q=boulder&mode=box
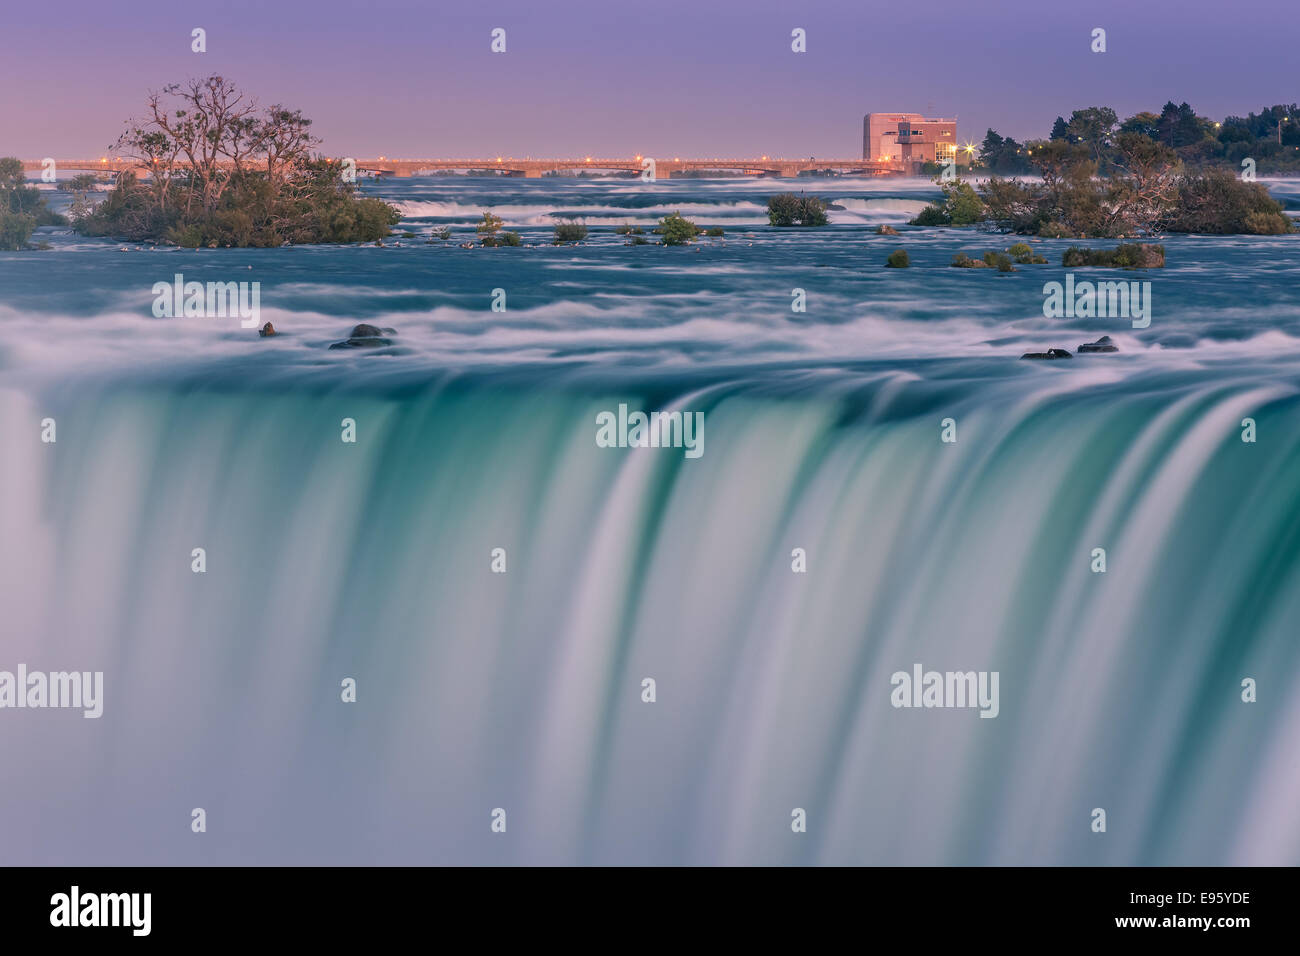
[1020,348,1073,360]
[258,322,276,337]
[877,224,899,235]
[329,323,396,349]
[1077,335,1118,353]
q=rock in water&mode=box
[329,323,396,349]
[1077,335,1118,353]
[1020,348,1073,360]
[259,322,276,337]
[877,224,899,235]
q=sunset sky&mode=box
[1,0,1295,158]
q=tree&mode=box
[1049,116,1071,141]
[767,193,828,227]
[1156,102,1203,148]
[1109,132,1181,234]
[0,156,63,248]
[658,211,700,244]
[978,129,1030,174]
[477,211,504,240]
[1119,112,1162,140]
[1066,107,1118,164]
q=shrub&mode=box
[950,252,988,268]
[1243,210,1292,235]
[910,205,950,226]
[433,226,452,240]
[885,248,910,268]
[983,251,1016,272]
[0,209,37,250]
[1037,221,1074,238]
[477,211,504,239]
[614,223,644,235]
[767,193,829,227]
[705,226,725,237]
[553,219,588,243]
[658,212,700,245]
[1062,243,1165,268]
[909,180,985,226]
[499,230,522,246]
[1166,168,1293,234]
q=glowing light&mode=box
[585,156,592,163]
[100,157,107,163]
[496,157,502,163]
[635,154,642,162]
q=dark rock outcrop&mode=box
[1077,335,1119,353]
[329,323,396,349]
[1020,348,1073,360]
[258,322,276,337]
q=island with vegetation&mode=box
[910,102,1296,237]
[72,75,399,247]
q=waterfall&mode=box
[2,371,1297,865]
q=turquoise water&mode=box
[0,176,1298,864]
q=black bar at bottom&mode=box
[0,866,1277,942]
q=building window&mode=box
[936,143,956,163]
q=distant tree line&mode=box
[977,101,1300,175]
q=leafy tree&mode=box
[1156,101,1204,148]
[0,156,64,248]
[1119,112,1162,140]
[767,193,828,227]
[658,212,700,245]
[476,211,504,240]
[1066,107,1118,164]
[1049,116,1071,141]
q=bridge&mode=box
[22,157,903,179]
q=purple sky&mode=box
[1,0,1296,158]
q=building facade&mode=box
[863,113,963,170]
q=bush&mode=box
[553,219,588,243]
[705,226,725,237]
[951,252,988,268]
[658,211,700,245]
[1062,243,1165,268]
[615,223,644,235]
[629,235,649,245]
[499,230,522,246]
[1166,168,1293,234]
[0,209,37,250]
[432,226,452,240]
[983,251,1016,272]
[78,161,398,246]
[910,205,950,226]
[767,193,829,227]
[909,180,985,226]
[477,211,504,240]
[885,248,910,268]
[1243,210,1293,235]
[63,173,100,192]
